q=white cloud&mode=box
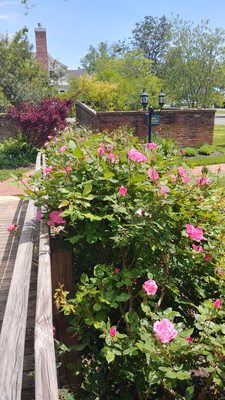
[0,12,19,20]
[0,1,19,7]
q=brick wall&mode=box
[0,114,16,143]
[35,26,49,71]
[76,101,215,147]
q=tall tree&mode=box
[131,15,172,64]
[80,41,129,74]
[94,50,162,110]
[0,28,54,106]
[162,18,225,107]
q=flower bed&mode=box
[30,128,225,399]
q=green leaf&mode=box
[104,171,115,179]
[185,386,194,400]
[179,328,194,338]
[93,303,102,311]
[83,181,92,196]
[73,147,83,158]
[165,370,177,379]
[106,350,115,364]
[68,140,76,150]
[82,212,102,221]
[176,371,191,380]
[116,293,131,302]
[59,388,75,400]
[80,273,89,285]
[141,302,151,316]
[93,264,105,278]
[58,199,70,208]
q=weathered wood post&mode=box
[50,238,79,385]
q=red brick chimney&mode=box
[35,23,49,71]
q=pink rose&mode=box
[186,224,204,241]
[146,142,158,150]
[65,166,72,173]
[213,299,222,308]
[186,336,192,343]
[196,176,210,186]
[169,174,177,183]
[216,268,225,276]
[106,153,119,163]
[153,319,178,344]
[47,211,66,226]
[127,149,147,163]
[106,144,113,152]
[204,254,211,262]
[182,176,190,184]
[43,166,53,176]
[59,145,66,152]
[178,166,188,177]
[109,327,117,337]
[36,209,42,222]
[159,186,171,197]
[192,244,204,253]
[44,142,49,147]
[118,186,127,196]
[98,146,105,155]
[143,279,158,295]
[114,268,120,274]
[147,168,159,182]
[7,224,18,232]
[47,135,53,140]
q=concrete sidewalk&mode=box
[192,163,225,175]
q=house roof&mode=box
[33,52,86,78]
[48,53,67,70]
[67,69,86,79]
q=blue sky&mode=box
[1,0,225,69]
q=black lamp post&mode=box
[158,90,165,109]
[140,89,165,143]
[140,89,149,110]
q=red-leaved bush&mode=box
[7,98,72,146]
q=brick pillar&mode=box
[34,24,49,71]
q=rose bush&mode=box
[28,128,225,399]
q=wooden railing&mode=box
[0,153,58,400]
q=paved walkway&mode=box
[192,163,225,175]
[0,171,32,196]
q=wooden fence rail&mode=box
[0,153,58,400]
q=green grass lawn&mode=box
[213,125,225,151]
[216,109,225,115]
[0,167,30,182]
[187,124,225,167]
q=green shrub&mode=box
[0,87,11,112]
[70,75,118,111]
[0,134,37,168]
[198,144,215,155]
[184,147,197,157]
[29,129,225,399]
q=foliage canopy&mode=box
[0,28,55,107]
